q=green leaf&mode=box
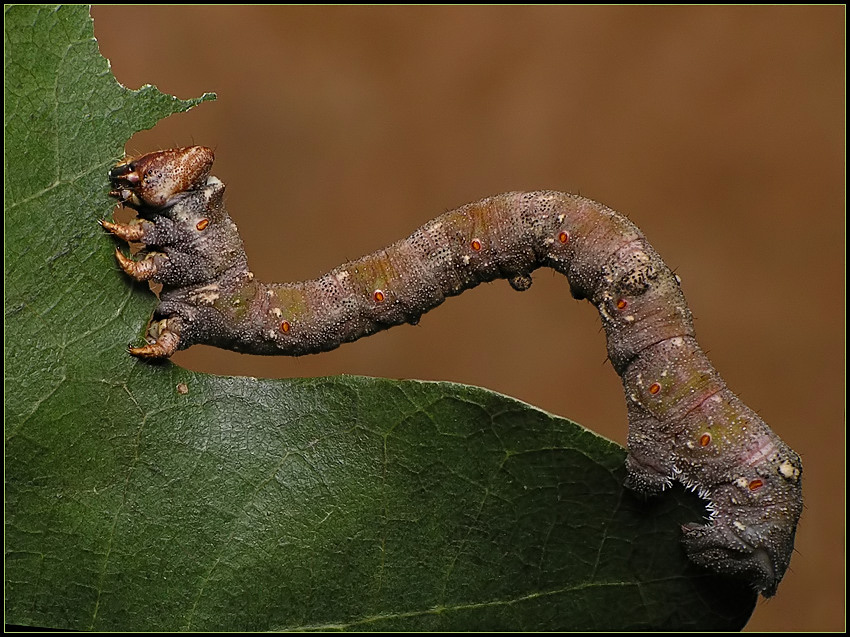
[4,5,756,631]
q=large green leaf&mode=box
[4,5,757,631]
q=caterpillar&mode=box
[103,146,802,597]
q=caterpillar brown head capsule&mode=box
[101,146,802,597]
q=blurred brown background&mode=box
[92,6,844,631]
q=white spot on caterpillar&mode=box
[267,330,276,339]
[624,315,635,322]
[336,271,349,282]
[733,520,747,532]
[671,337,684,347]
[734,477,749,489]
[189,284,220,305]
[675,274,682,284]
[556,214,565,223]
[266,289,274,297]
[270,307,282,318]
[462,255,471,265]
[246,271,255,281]
[778,460,800,481]
[544,237,555,245]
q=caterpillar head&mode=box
[110,146,214,210]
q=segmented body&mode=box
[103,146,802,596]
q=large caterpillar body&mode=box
[103,146,802,596]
